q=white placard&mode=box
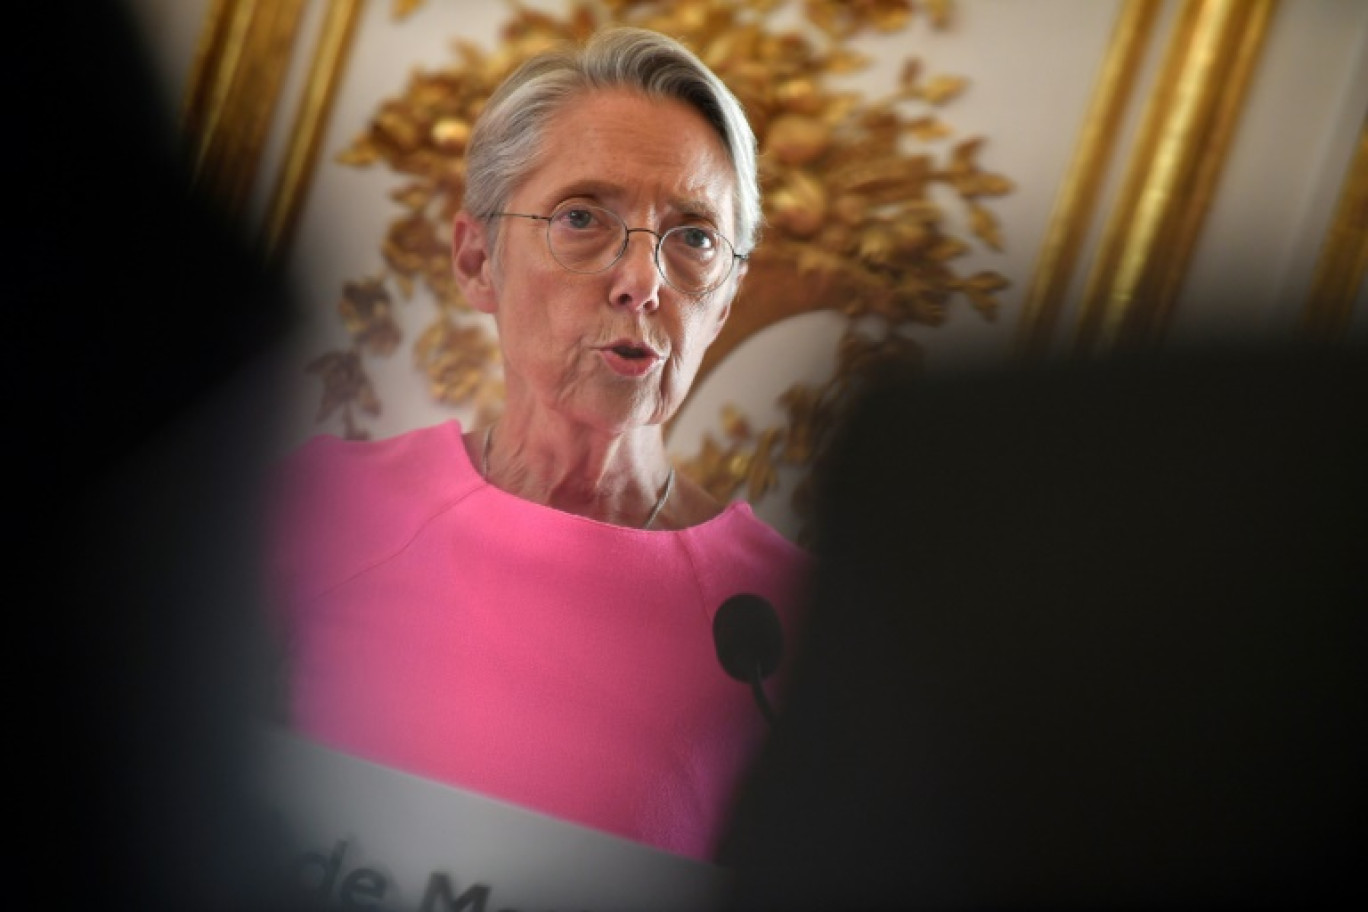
[258,727,732,911]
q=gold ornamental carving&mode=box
[1072,0,1278,354]
[308,0,1013,535]
[1303,114,1368,343]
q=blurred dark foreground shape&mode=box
[722,342,1367,910]
[12,1,295,908]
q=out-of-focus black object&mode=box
[722,344,1367,910]
[12,3,294,909]
[714,594,784,726]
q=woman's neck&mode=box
[476,407,674,528]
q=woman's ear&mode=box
[451,211,497,314]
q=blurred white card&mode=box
[257,726,731,911]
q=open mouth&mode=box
[599,340,661,377]
[610,344,651,360]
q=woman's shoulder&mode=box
[704,500,809,563]
[281,421,470,488]
[272,420,479,532]
[677,500,812,619]
[266,421,478,600]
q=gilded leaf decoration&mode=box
[338,276,402,356]
[305,350,381,440]
[307,0,1014,540]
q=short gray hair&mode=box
[463,26,762,254]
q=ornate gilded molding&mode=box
[1302,114,1368,342]
[263,0,366,258]
[182,0,246,144]
[182,0,308,221]
[1073,0,1278,354]
[1014,0,1161,361]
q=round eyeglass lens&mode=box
[660,226,730,293]
[544,203,734,294]
[546,206,621,272]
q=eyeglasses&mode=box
[488,202,747,296]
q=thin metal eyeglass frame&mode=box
[487,206,748,296]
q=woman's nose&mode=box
[608,230,663,313]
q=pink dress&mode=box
[267,421,809,861]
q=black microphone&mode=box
[713,594,783,727]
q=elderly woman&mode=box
[270,28,809,862]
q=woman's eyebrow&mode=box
[551,179,623,203]
[675,199,722,226]
[550,180,722,224]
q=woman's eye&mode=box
[677,227,716,250]
[557,208,598,230]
